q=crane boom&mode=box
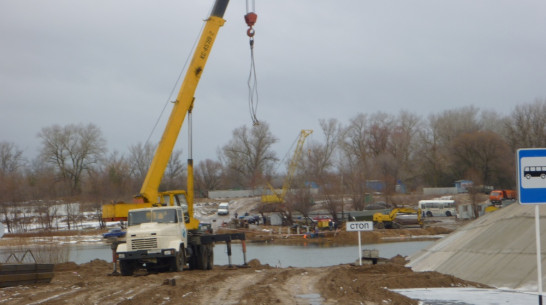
[262,129,313,203]
[137,1,228,204]
[102,0,231,226]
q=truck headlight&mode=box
[118,253,125,259]
[163,250,173,255]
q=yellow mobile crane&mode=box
[262,129,313,203]
[103,0,236,229]
[101,0,256,274]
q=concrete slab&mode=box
[407,203,546,291]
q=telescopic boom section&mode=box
[136,0,230,204]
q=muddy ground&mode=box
[0,257,487,305]
[0,223,488,305]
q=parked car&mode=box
[102,228,126,238]
[217,202,229,215]
[243,215,261,224]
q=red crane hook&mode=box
[245,12,257,38]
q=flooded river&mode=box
[66,240,433,266]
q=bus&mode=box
[418,199,456,217]
[523,166,546,179]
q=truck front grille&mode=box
[131,238,158,250]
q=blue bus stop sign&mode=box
[517,148,546,204]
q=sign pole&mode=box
[358,231,362,266]
[346,221,373,266]
[517,148,546,305]
[537,205,543,305]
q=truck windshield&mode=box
[128,209,178,226]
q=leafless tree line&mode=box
[1,100,545,229]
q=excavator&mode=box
[261,129,313,203]
[373,207,423,229]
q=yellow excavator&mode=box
[373,207,423,229]
[261,129,313,203]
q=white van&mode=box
[217,202,229,215]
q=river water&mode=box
[67,240,433,266]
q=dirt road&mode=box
[0,256,487,305]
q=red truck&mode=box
[489,190,516,204]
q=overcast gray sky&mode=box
[1,0,545,164]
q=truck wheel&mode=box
[194,245,209,270]
[206,245,214,270]
[189,245,199,270]
[173,250,185,272]
[120,260,134,276]
[445,211,452,217]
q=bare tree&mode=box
[0,141,25,174]
[338,155,367,211]
[36,201,56,231]
[416,107,481,187]
[374,152,399,205]
[221,123,278,189]
[340,114,371,210]
[302,118,342,180]
[93,151,134,200]
[128,142,155,183]
[450,131,514,188]
[388,111,423,190]
[0,142,27,233]
[161,149,186,191]
[26,158,57,200]
[430,106,482,146]
[504,99,546,151]
[288,183,314,218]
[195,159,223,197]
[366,113,393,157]
[38,123,106,195]
[319,172,344,223]
[480,109,507,134]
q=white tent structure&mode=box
[408,203,545,291]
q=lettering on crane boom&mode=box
[346,221,373,232]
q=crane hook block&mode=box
[245,12,257,37]
[244,12,257,27]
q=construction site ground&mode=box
[0,195,484,304]
[0,255,489,305]
[0,219,486,305]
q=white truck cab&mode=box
[117,206,187,275]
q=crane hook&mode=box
[247,28,255,38]
[244,12,257,38]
